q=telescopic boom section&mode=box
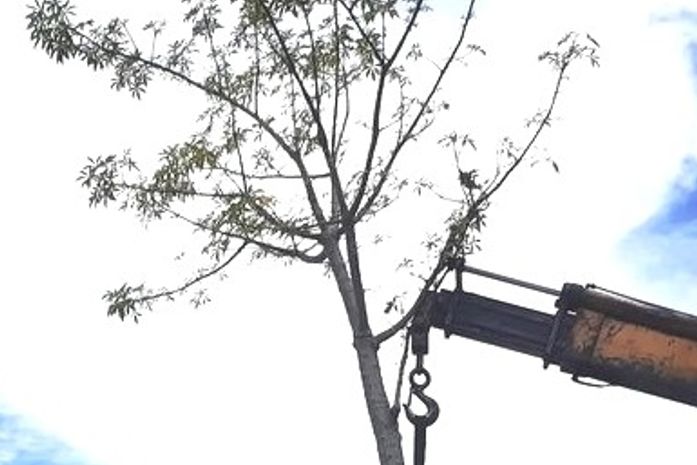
[427,268,697,407]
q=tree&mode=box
[27,1,598,463]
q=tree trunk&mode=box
[354,335,405,465]
[324,239,405,464]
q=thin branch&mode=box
[128,240,249,306]
[246,199,323,240]
[203,11,227,92]
[257,0,332,159]
[482,63,567,202]
[165,206,326,264]
[253,26,261,114]
[120,20,140,52]
[336,63,352,158]
[337,0,385,64]
[381,10,386,59]
[119,180,321,240]
[229,111,250,193]
[119,183,241,199]
[203,12,252,198]
[383,0,424,71]
[255,1,345,233]
[375,263,448,345]
[300,4,322,113]
[423,183,466,205]
[348,0,426,219]
[66,23,330,232]
[356,0,476,222]
[396,77,406,141]
[330,0,345,221]
[376,38,573,345]
[258,1,353,232]
[330,0,341,162]
[215,170,331,180]
[391,328,411,414]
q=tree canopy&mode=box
[27,1,598,463]
[27,0,597,321]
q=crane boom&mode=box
[426,270,697,407]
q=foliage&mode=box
[27,0,597,322]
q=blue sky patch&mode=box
[642,157,697,233]
[619,157,697,280]
[0,411,92,465]
[689,41,697,82]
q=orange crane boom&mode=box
[427,267,697,407]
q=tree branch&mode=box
[337,0,385,64]
[119,183,241,200]
[257,0,332,159]
[300,4,322,114]
[482,63,567,201]
[247,199,323,241]
[330,0,342,163]
[345,223,370,335]
[64,21,330,233]
[210,166,331,181]
[257,0,346,233]
[348,0,427,220]
[376,35,574,345]
[228,111,250,193]
[114,239,249,314]
[375,262,448,345]
[356,0,476,222]
[390,328,410,414]
[165,206,326,264]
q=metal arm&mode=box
[428,266,697,408]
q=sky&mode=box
[0,405,84,465]
[2,0,697,464]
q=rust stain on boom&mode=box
[570,309,697,383]
[555,285,697,405]
[430,281,697,407]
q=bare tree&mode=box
[27,1,598,463]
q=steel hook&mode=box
[405,388,440,428]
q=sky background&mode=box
[2,0,697,464]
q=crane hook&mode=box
[405,388,440,427]
[404,367,440,428]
